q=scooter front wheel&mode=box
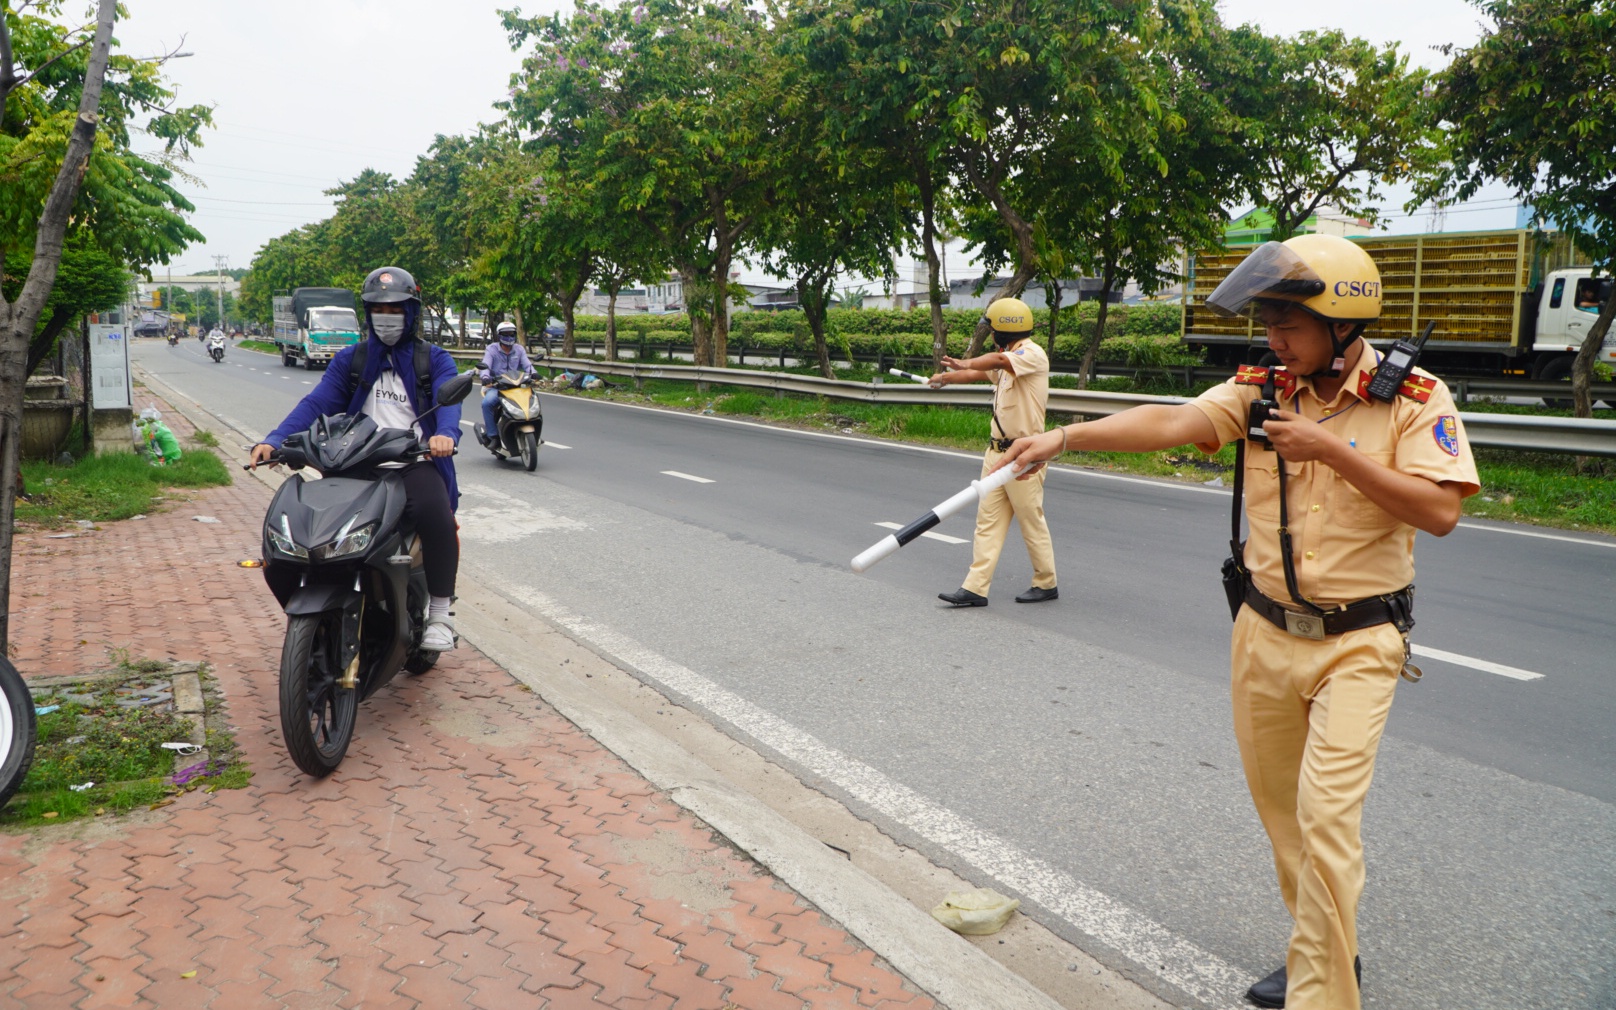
[278,612,357,777]
[0,656,37,808]
[521,430,539,471]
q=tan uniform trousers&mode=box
[1230,605,1403,1010]
[962,448,1056,597]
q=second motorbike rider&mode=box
[250,266,463,652]
[476,321,538,448]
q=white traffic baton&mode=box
[851,462,1027,572]
[888,367,932,384]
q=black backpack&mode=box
[347,339,435,408]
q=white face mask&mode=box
[372,314,406,345]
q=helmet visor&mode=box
[1206,242,1327,318]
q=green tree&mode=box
[4,234,129,376]
[1420,0,1616,420]
[1213,26,1440,241]
[505,0,785,367]
[2,0,209,648]
[240,224,336,324]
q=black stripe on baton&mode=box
[893,512,941,546]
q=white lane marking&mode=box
[1455,520,1616,549]
[1410,645,1545,681]
[661,470,714,484]
[459,420,475,427]
[507,583,1248,1008]
[875,521,968,544]
[543,442,571,449]
[301,381,312,385]
[279,376,291,381]
[559,395,1230,494]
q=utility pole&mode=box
[213,254,229,329]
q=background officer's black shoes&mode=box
[938,588,988,607]
[1246,956,1360,1008]
[1015,586,1058,603]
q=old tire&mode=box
[0,657,37,809]
[521,430,539,471]
[278,613,357,777]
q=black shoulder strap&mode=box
[348,340,368,394]
[415,340,433,401]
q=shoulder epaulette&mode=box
[1357,370,1437,403]
[1234,365,1295,395]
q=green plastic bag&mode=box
[134,408,182,465]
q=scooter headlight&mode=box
[312,519,377,560]
[502,398,528,418]
[268,513,308,559]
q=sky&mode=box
[116,0,1515,285]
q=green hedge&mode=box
[566,301,1192,367]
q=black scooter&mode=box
[251,371,474,777]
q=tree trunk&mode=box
[0,0,118,653]
[1044,278,1062,359]
[961,151,1038,358]
[1077,262,1120,390]
[25,307,72,378]
[605,281,620,362]
[798,276,833,379]
[1571,293,1615,420]
[711,255,732,369]
[918,171,949,370]
[681,265,711,367]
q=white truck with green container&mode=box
[272,288,361,370]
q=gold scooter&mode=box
[475,371,544,471]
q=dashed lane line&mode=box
[662,470,714,484]
[875,521,968,545]
[1410,644,1545,681]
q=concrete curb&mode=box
[130,358,1137,1010]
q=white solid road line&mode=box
[507,582,1249,1009]
[1410,644,1545,681]
[875,521,968,545]
[662,470,714,483]
[544,442,571,449]
[1455,520,1616,549]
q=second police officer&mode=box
[928,297,1059,607]
[994,235,1479,1010]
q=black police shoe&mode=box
[1246,956,1361,1008]
[938,588,988,607]
[1015,586,1058,603]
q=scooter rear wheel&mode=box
[279,613,357,777]
[0,656,37,808]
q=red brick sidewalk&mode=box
[0,393,937,1009]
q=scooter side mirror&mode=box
[436,371,476,406]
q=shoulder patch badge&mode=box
[1014,348,1025,355]
[1433,415,1460,456]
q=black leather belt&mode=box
[1242,582,1415,639]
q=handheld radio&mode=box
[1245,353,1282,446]
[1365,322,1436,403]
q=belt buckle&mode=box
[1283,610,1326,640]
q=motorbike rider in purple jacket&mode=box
[476,322,537,447]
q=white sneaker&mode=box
[420,617,456,652]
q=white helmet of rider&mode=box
[496,321,518,345]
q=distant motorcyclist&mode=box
[250,266,463,652]
[476,321,537,447]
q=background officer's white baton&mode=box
[888,367,931,384]
[851,462,1027,572]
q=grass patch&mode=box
[237,339,279,355]
[0,661,251,827]
[189,428,219,448]
[553,373,1616,534]
[17,449,231,528]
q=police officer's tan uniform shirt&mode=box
[1191,355,1480,608]
[991,338,1049,440]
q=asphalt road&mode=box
[137,337,1616,1010]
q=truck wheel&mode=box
[281,350,292,367]
[304,356,318,371]
[1536,355,1573,408]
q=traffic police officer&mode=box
[993,235,1479,1009]
[931,297,1059,607]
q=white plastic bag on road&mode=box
[930,887,1021,935]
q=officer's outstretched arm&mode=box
[993,404,1216,477]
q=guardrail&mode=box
[453,354,1616,458]
[448,338,1616,403]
